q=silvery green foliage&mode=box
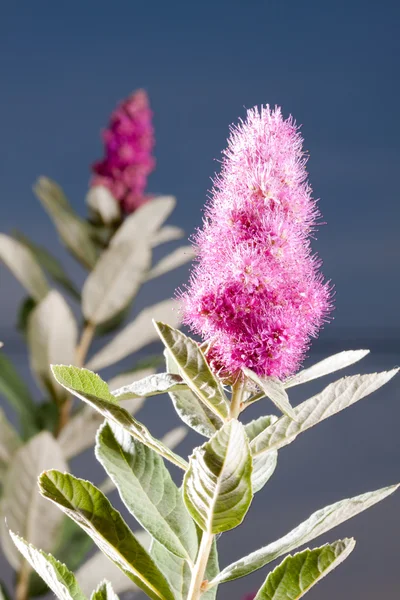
[0,177,194,599]
[8,321,399,600]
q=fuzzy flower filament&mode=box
[181,106,332,380]
[91,89,155,213]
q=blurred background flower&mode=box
[91,89,155,213]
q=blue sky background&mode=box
[0,1,399,598]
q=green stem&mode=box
[187,531,214,600]
[230,378,245,419]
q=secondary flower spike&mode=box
[91,89,155,213]
[181,105,332,380]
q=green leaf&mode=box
[27,291,78,401]
[10,532,87,600]
[96,421,197,561]
[87,300,180,371]
[150,535,219,600]
[209,483,399,585]
[51,365,188,471]
[154,322,229,420]
[243,368,296,419]
[1,432,67,570]
[0,234,49,301]
[112,372,188,400]
[76,529,149,596]
[245,417,278,493]
[14,231,81,300]
[146,246,195,281]
[39,471,174,600]
[0,352,37,438]
[0,407,21,478]
[34,177,98,269]
[183,420,253,533]
[254,539,355,600]
[284,349,370,389]
[251,369,399,458]
[100,425,187,497]
[151,226,184,247]
[151,541,191,600]
[164,350,223,438]
[82,217,151,325]
[90,581,119,600]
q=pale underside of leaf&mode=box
[115,196,176,245]
[0,408,21,476]
[146,246,195,281]
[245,417,278,493]
[150,226,184,247]
[183,420,253,534]
[243,368,296,420]
[284,349,370,389]
[1,432,67,570]
[154,322,229,420]
[165,349,223,438]
[107,368,156,392]
[14,231,81,300]
[34,177,98,269]
[39,471,175,600]
[10,532,87,600]
[210,483,399,585]
[112,372,188,400]
[96,421,198,561]
[0,234,49,301]
[27,291,78,401]
[82,236,151,325]
[251,369,399,457]
[86,186,121,225]
[254,539,355,600]
[86,300,180,371]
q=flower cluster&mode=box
[181,106,332,380]
[91,89,155,213]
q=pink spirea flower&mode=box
[91,89,155,213]
[242,595,256,600]
[181,106,332,380]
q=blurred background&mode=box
[1,1,399,598]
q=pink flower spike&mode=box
[91,89,155,214]
[180,105,333,380]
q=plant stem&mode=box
[230,378,245,419]
[15,560,30,600]
[55,321,95,436]
[187,530,214,600]
[75,322,95,368]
